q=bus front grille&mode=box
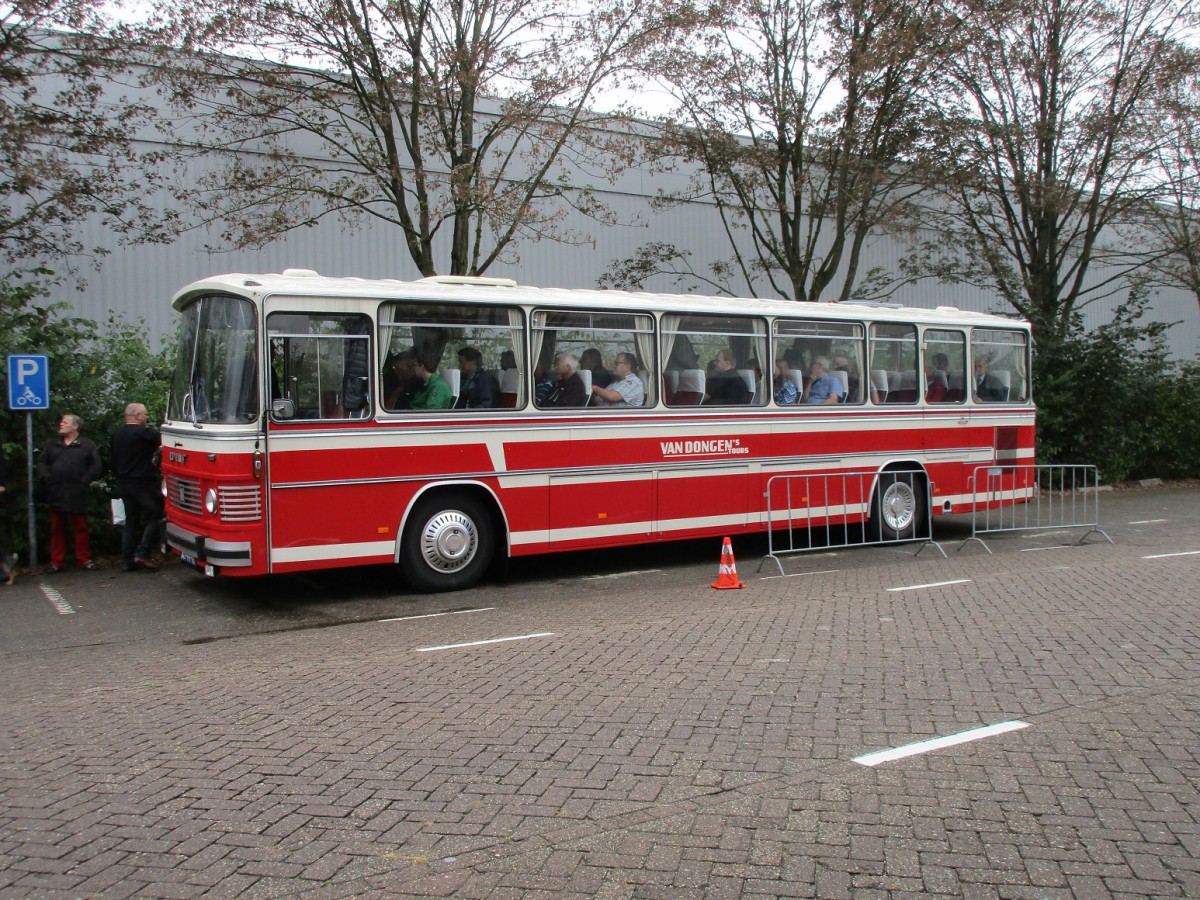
[168,476,202,515]
[219,485,263,522]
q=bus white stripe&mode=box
[271,540,395,564]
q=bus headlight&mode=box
[204,488,218,515]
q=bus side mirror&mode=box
[272,398,295,419]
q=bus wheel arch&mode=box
[871,464,928,542]
[399,484,504,593]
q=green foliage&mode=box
[0,274,174,564]
[1137,360,1200,480]
[1034,295,1199,483]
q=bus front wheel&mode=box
[401,492,495,592]
[872,472,925,542]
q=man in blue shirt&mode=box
[591,352,645,407]
[805,357,843,405]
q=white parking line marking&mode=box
[1019,545,1076,552]
[761,569,840,580]
[40,584,75,615]
[379,608,494,623]
[853,721,1030,767]
[886,579,971,593]
[1141,550,1200,560]
[1129,519,1168,525]
[581,569,662,580]
[415,632,555,652]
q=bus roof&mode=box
[172,270,1029,330]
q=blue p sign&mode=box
[7,354,50,410]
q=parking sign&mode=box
[7,354,50,410]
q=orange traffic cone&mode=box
[710,537,746,589]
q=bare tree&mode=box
[0,0,167,270]
[921,0,1199,341]
[603,0,952,301]
[148,0,664,277]
[1138,71,1200,312]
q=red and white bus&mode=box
[161,270,1034,591]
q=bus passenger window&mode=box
[870,323,918,403]
[923,330,966,403]
[971,328,1028,402]
[664,315,766,407]
[379,301,526,412]
[775,319,865,405]
[267,312,373,420]
[532,309,656,409]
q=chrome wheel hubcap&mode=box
[419,510,478,573]
[881,482,916,531]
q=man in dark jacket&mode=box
[111,403,164,572]
[544,352,587,407]
[37,413,102,572]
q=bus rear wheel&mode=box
[401,492,495,593]
[872,471,925,542]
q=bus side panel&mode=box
[264,435,498,571]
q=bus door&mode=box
[264,308,376,570]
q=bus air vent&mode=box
[218,485,263,522]
[418,275,517,288]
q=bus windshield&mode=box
[168,293,260,425]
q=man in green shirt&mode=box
[411,355,454,410]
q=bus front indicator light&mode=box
[204,488,218,515]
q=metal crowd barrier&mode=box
[959,464,1113,554]
[759,468,944,576]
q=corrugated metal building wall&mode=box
[38,130,1200,363]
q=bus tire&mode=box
[872,471,925,542]
[401,492,495,592]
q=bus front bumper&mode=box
[166,523,253,568]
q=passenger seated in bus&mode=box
[544,352,587,407]
[704,350,751,404]
[973,357,1005,402]
[580,348,613,389]
[804,357,843,404]
[533,363,555,405]
[499,350,520,394]
[925,352,949,402]
[385,350,422,409]
[410,354,454,410]
[591,352,645,407]
[773,359,799,405]
[832,355,861,402]
[455,346,499,409]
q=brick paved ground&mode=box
[0,485,1197,898]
